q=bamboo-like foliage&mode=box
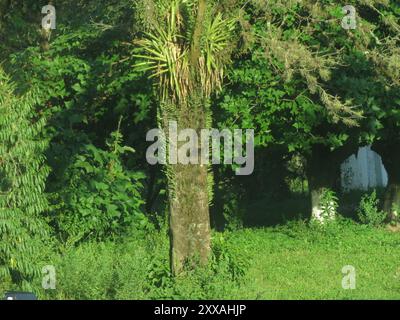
[0,68,49,285]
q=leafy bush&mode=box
[211,233,250,282]
[0,69,49,287]
[222,192,245,231]
[46,242,118,300]
[49,126,148,241]
[137,230,250,300]
[357,190,386,227]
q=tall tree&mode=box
[217,0,370,222]
[134,0,236,273]
[367,2,400,224]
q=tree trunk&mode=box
[307,146,337,222]
[372,141,400,223]
[306,144,357,222]
[169,162,211,274]
[166,92,211,274]
[383,181,400,222]
[166,0,211,275]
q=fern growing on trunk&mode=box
[0,68,49,286]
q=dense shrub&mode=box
[357,191,386,227]
[49,128,148,242]
[0,69,50,287]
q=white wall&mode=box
[341,146,388,192]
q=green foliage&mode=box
[133,0,236,103]
[213,175,245,230]
[49,126,148,241]
[357,190,386,227]
[1,0,399,299]
[222,198,244,231]
[211,233,250,282]
[217,0,399,165]
[320,189,339,221]
[0,69,49,285]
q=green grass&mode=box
[1,219,399,300]
[227,222,400,299]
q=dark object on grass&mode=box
[4,292,37,300]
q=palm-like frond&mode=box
[134,0,190,103]
[200,12,236,97]
[133,0,236,104]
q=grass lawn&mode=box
[227,222,400,299]
[1,220,399,300]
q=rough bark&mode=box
[169,162,211,273]
[167,89,211,274]
[372,141,400,223]
[383,182,400,222]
